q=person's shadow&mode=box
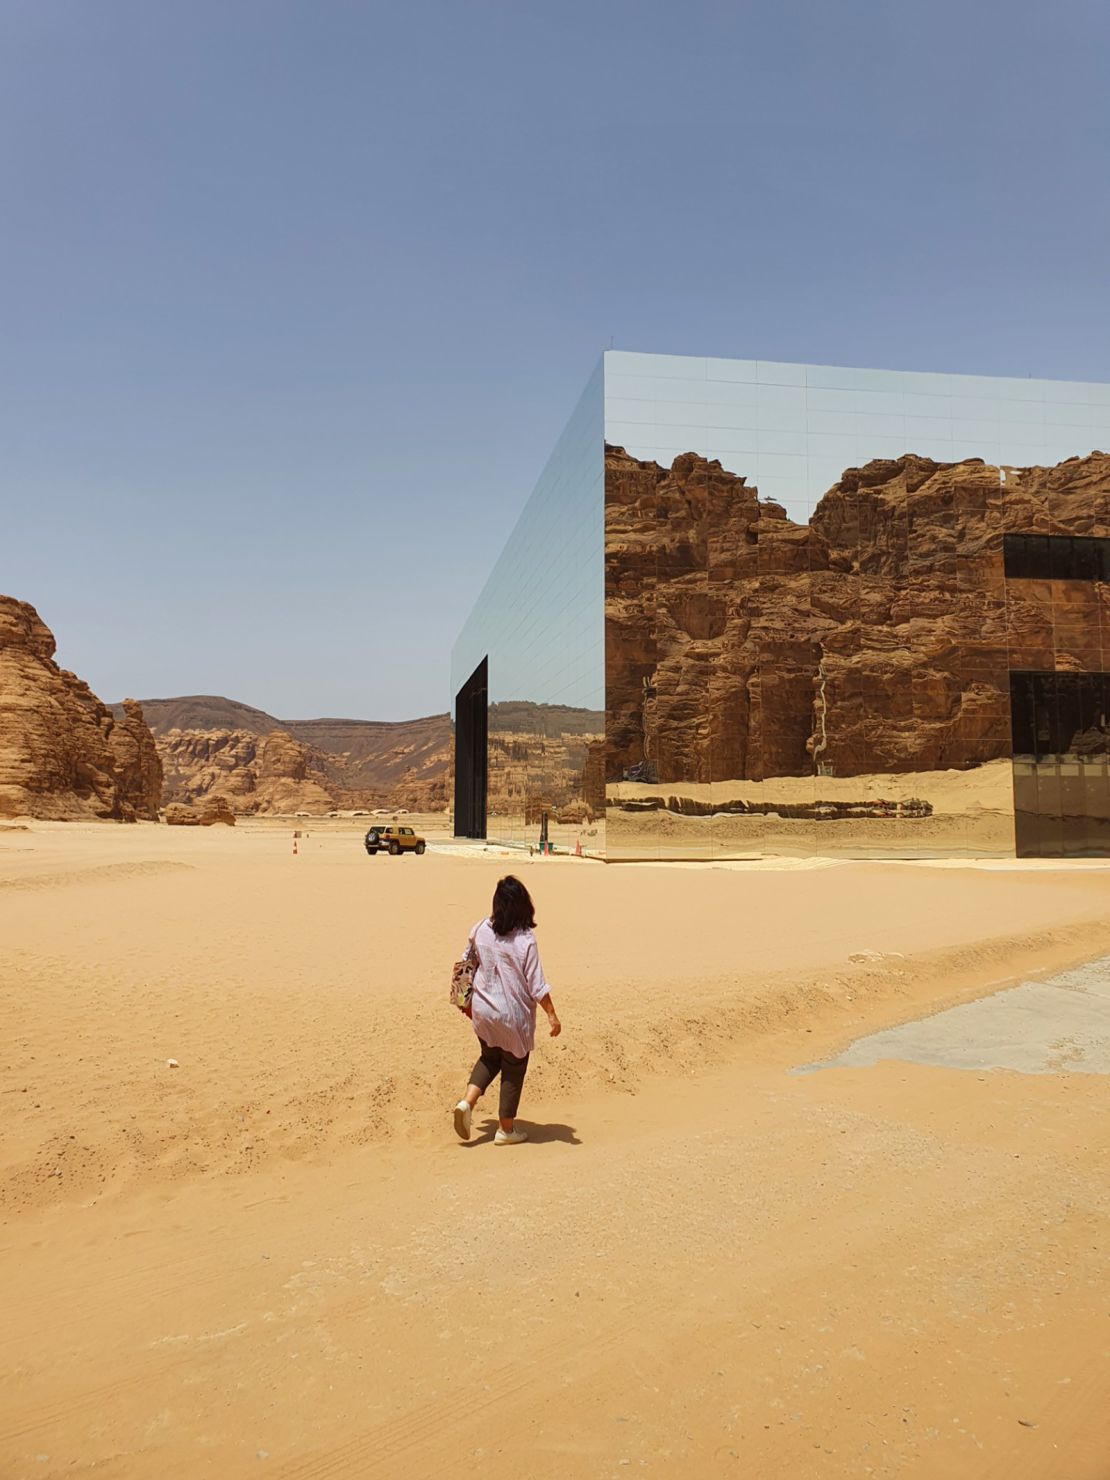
[463,1118,582,1147]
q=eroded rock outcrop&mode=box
[605,447,1110,784]
[0,596,162,820]
[108,699,164,819]
[131,699,452,815]
[165,795,236,826]
[158,728,335,815]
[486,717,606,824]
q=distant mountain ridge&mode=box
[132,695,286,736]
[110,695,453,811]
[116,694,449,739]
[112,694,604,816]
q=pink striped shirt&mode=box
[464,918,550,1057]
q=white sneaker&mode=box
[494,1127,528,1146]
[453,1100,472,1141]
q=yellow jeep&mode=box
[364,825,426,856]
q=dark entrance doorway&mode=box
[1010,671,1110,856]
[454,657,488,839]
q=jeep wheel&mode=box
[415,841,426,855]
[389,841,401,855]
[365,846,378,855]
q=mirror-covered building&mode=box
[454,351,1110,859]
[451,360,606,854]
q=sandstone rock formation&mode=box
[109,699,164,819]
[0,596,162,821]
[139,697,604,819]
[605,447,1110,785]
[131,700,453,815]
[165,795,236,826]
[486,706,606,825]
[157,729,335,816]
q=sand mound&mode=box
[0,860,193,892]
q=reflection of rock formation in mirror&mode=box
[605,445,1110,856]
[486,702,605,841]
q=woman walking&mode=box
[453,875,561,1145]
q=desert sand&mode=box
[1,820,1108,1478]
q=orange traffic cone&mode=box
[574,837,582,857]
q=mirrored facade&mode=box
[451,361,606,853]
[455,351,1110,859]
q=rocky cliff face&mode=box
[158,729,336,815]
[0,596,162,820]
[165,796,236,826]
[487,723,606,825]
[137,699,453,814]
[140,695,609,818]
[109,699,165,818]
[605,447,1110,784]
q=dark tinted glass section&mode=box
[1008,672,1035,755]
[1002,534,1046,579]
[1004,533,1110,581]
[1010,670,1110,857]
[451,361,605,853]
[1071,539,1103,581]
[454,657,488,838]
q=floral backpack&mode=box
[450,938,477,1011]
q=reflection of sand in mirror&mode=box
[606,758,1014,859]
[485,705,605,848]
[1013,752,1110,857]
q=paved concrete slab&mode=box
[798,956,1110,1075]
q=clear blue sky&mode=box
[3,0,1108,719]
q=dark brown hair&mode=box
[491,875,536,937]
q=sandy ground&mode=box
[1,820,1108,1478]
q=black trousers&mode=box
[469,1040,530,1120]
